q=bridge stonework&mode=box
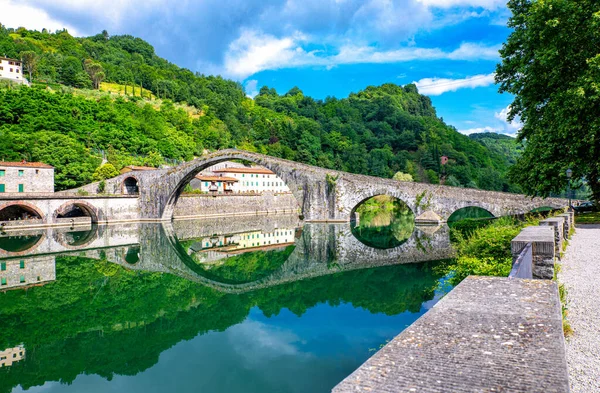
[85,149,567,223]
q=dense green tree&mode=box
[0,25,523,192]
[93,163,120,181]
[496,0,600,201]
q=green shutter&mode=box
[0,170,4,176]
[1,262,6,271]
[0,184,4,193]
[18,184,24,192]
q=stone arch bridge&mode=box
[77,149,567,223]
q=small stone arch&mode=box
[0,201,45,222]
[158,152,304,221]
[447,206,496,223]
[122,176,140,195]
[54,200,100,223]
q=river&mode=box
[0,212,455,393]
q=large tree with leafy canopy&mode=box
[496,0,600,202]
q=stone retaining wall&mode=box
[173,192,299,219]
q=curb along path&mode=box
[559,224,600,393]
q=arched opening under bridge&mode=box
[350,194,415,249]
[55,202,98,224]
[0,204,43,222]
[166,158,300,221]
[122,177,139,195]
[447,206,495,224]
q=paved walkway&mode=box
[559,224,600,393]
[334,276,569,393]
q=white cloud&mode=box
[224,33,501,79]
[1,0,80,35]
[494,105,523,131]
[417,0,506,10]
[414,73,496,95]
[458,126,502,135]
[245,79,259,98]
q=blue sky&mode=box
[2,0,522,136]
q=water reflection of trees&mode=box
[351,195,415,249]
[0,255,449,393]
[187,245,295,284]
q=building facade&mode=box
[0,256,56,291]
[0,345,25,368]
[0,57,28,84]
[0,162,54,193]
[189,175,238,193]
[212,167,290,194]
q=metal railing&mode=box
[509,243,533,279]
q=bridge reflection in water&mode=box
[0,215,455,393]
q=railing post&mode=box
[511,226,555,279]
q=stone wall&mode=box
[173,192,299,219]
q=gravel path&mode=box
[559,224,600,393]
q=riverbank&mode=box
[559,224,600,392]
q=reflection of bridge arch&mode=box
[154,222,454,294]
[53,200,100,223]
[53,225,99,249]
[0,232,45,255]
[159,153,303,220]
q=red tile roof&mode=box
[121,165,157,172]
[195,175,238,182]
[213,167,274,175]
[0,161,53,169]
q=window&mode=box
[0,278,5,286]
[18,184,24,193]
[19,275,25,283]
[204,182,208,187]
[8,61,14,65]
[19,260,24,269]
[0,170,4,176]
[16,69,19,73]
[9,68,13,72]
[1,262,5,271]
[0,66,3,70]
[18,170,24,176]
[16,62,20,66]
[35,169,39,174]
[0,184,5,193]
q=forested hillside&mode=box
[0,24,520,191]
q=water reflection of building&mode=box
[0,255,56,291]
[190,228,296,264]
[0,345,25,367]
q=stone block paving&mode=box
[559,224,600,393]
[334,276,569,393]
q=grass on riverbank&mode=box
[575,211,600,224]
[448,216,540,285]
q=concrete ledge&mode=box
[334,276,569,393]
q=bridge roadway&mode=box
[0,217,454,294]
[60,149,567,224]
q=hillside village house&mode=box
[0,57,28,85]
[0,161,54,193]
